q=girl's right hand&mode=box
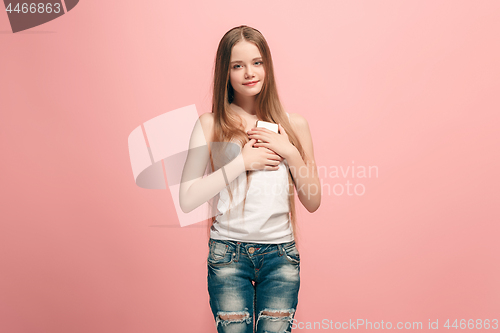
[242,138,283,171]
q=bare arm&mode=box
[179,113,245,213]
[286,113,321,212]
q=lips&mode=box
[243,81,259,85]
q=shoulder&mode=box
[199,112,215,142]
[288,112,314,152]
[287,112,316,160]
[199,112,215,124]
[288,112,310,131]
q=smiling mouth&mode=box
[243,81,259,85]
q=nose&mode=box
[245,66,254,78]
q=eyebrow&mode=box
[230,57,263,64]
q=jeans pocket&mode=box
[283,242,300,264]
[208,241,235,266]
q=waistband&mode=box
[208,238,295,256]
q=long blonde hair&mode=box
[207,25,306,243]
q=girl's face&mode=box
[229,40,265,99]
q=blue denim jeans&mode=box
[207,238,300,333]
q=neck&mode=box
[232,94,258,116]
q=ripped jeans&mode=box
[207,238,300,333]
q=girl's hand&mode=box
[241,139,284,171]
[247,124,297,159]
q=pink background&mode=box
[1,1,499,332]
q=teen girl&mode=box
[179,25,321,333]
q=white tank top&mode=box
[210,113,293,244]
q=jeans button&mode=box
[248,247,255,254]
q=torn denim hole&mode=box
[215,310,252,327]
[255,308,296,329]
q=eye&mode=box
[232,64,242,69]
[255,61,263,65]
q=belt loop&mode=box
[277,243,284,256]
[236,241,241,262]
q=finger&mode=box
[263,149,278,156]
[267,157,281,161]
[254,142,269,148]
[249,133,269,142]
[267,155,281,161]
[247,140,257,149]
[269,149,281,156]
[250,127,272,134]
[254,130,272,139]
[265,148,280,156]
[265,156,280,164]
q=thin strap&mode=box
[286,112,290,121]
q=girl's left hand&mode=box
[247,124,297,159]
